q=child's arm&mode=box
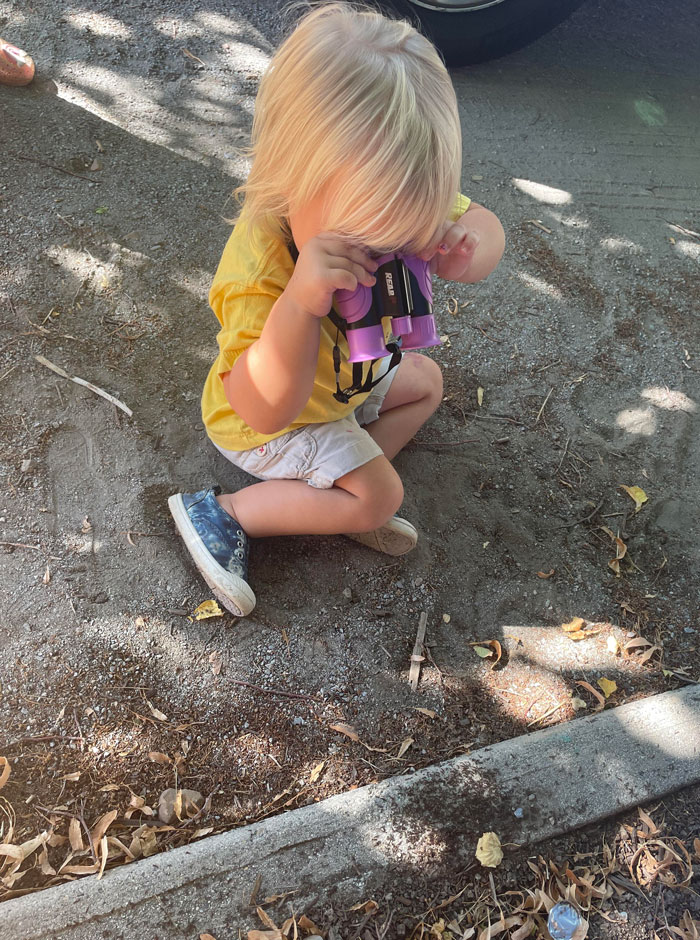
[222,234,378,435]
[425,202,505,284]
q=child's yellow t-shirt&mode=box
[201,193,471,451]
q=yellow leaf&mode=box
[194,599,224,620]
[597,677,617,698]
[562,617,585,633]
[477,387,484,407]
[619,485,648,513]
[476,831,503,868]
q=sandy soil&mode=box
[1,0,698,934]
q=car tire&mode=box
[382,0,588,66]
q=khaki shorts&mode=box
[212,357,398,489]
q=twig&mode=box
[412,438,479,448]
[535,386,554,424]
[229,679,320,702]
[14,152,99,184]
[0,541,44,551]
[555,436,570,474]
[2,733,82,750]
[556,498,605,529]
[409,611,429,691]
[34,354,133,417]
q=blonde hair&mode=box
[232,1,462,256]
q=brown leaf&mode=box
[298,914,323,933]
[145,699,169,722]
[0,757,10,790]
[576,680,606,709]
[414,707,438,719]
[90,810,117,851]
[309,761,326,784]
[68,818,84,851]
[329,722,359,742]
[200,935,217,940]
[537,569,555,579]
[148,751,171,765]
[209,650,223,676]
[469,639,503,669]
[347,899,379,914]
[562,617,585,633]
[256,907,278,928]
[397,737,414,759]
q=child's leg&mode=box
[217,453,402,538]
[361,352,443,459]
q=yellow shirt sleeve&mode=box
[450,192,471,221]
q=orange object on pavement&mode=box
[0,39,35,86]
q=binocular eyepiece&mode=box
[334,253,441,362]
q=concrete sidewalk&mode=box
[3,685,699,939]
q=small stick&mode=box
[556,498,605,529]
[413,438,479,448]
[535,386,554,424]
[2,733,82,750]
[555,436,570,474]
[34,354,133,417]
[0,541,46,552]
[409,611,428,691]
[14,152,99,184]
[229,678,320,702]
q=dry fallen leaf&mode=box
[470,640,503,669]
[148,751,171,765]
[0,757,10,790]
[476,831,503,868]
[537,569,555,579]
[309,760,326,784]
[620,484,648,513]
[571,697,588,711]
[329,722,360,742]
[477,387,484,407]
[209,650,223,676]
[562,617,585,633]
[576,680,606,709]
[348,900,379,914]
[597,677,617,698]
[607,635,620,655]
[397,737,414,759]
[200,934,217,940]
[194,599,224,620]
[145,699,169,722]
[414,707,438,719]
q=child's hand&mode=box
[286,233,378,319]
[420,221,480,281]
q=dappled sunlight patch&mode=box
[674,240,700,260]
[516,271,564,300]
[640,386,697,413]
[600,236,642,254]
[512,179,572,205]
[615,406,657,436]
[64,11,133,40]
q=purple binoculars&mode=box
[334,253,441,362]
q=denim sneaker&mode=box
[168,486,256,617]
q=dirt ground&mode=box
[1,0,699,935]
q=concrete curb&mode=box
[3,685,700,939]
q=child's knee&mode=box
[349,464,404,530]
[405,352,443,409]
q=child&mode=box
[168,2,505,617]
